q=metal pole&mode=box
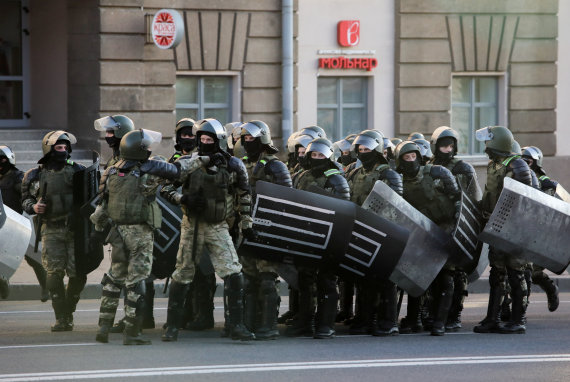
[282,0,294,150]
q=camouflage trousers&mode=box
[489,247,527,271]
[240,256,277,277]
[98,224,154,325]
[41,222,78,279]
[171,216,242,284]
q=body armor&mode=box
[106,164,158,226]
[38,161,76,220]
[349,164,402,205]
[295,169,350,200]
[243,153,292,195]
[403,165,457,225]
[481,156,532,215]
[0,167,24,214]
[183,166,235,224]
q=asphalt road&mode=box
[0,293,569,382]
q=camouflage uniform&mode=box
[22,159,87,331]
[91,156,185,344]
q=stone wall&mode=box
[395,0,558,155]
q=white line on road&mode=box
[0,354,569,381]
[0,343,100,350]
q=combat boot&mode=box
[142,280,155,329]
[284,275,315,337]
[336,279,354,323]
[110,317,126,333]
[349,281,377,335]
[123,319,151,345]
[124,283,151,345]
[96,318,113,343]
[162,281,190,342]
[220,286,230,338]
[399,295,423,334]
[278,287,299,324]
[474,268,505,333]
[242,275,258,333]
[225,273,255,341]
[499,269,527,334]
[255,273,280,340]
[314,274,338,339]
[373,281,399,337]
[48,275,71,332]
[535,276,559,312]
[445,271,467,332]
[430,272,454,336]
[64,276,87,332]
[186,271,216,331]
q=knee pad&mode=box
[46,273,64,293]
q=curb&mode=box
[4,277,570,302]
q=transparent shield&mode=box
[94,116,120,132]
[141,129,163,151]
[475,126,494,142]
[240,122,262,138]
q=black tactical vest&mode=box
[183,165,234,223]
[38,162,75,220]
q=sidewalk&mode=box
[5,249,570,301]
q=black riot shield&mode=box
[152,190,182,279]
[362,180,452,297]
[449,191,485,274]
[73,151,103,275]
[240,181,408,280]
[479,177,570,274]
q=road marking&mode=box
[0,354,569,381]
[0,343,99,350]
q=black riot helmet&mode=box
[407,132,425,141]
[333,134,357,165]
[412,138,433,164]
[521,146,543,169]
[120,129,162,161]
[352,130,384,153]
[430,126,459,156]
[195,118,228,154]
[174,118,197,153]
[475,126,514,157]
[394,140,422,175]
[240,120,278,155]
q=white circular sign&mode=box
[151,9,184,49]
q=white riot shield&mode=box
[0,196,32,281]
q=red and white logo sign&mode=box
[337,20,360,47]
[152,9,184,49]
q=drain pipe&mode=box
[282,0,294,149]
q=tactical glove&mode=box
[242,227,259,241]
[210,152,227,167]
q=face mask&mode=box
[243,139,262,157]
[399,159,420,177]
[435,150,453,162]
[0,160,9,175]
[105,136,120,149]
[340,154,354,166]
[358,151,378,168]
[177,138,196,153]
[51,150,68,163]
[297,155,309,170]
[198,142,216,156]
[310,157,330,175]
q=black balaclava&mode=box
[198,132,217,156]
[399,156,421,177]
[339,154,355,167]
[175,127,196,154]
[310,156,330,176]
[243,137,263,161]
[358,150,379,169]
[435,137,455,163]
[0,157,11,175]
[485,147,509,163]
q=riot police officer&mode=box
[395,141,461,336]
[91,128,186,345]
[170,118,197,163]
[347,130,403,336]
[161,118,255,342]
[428,126,480,332]
[94,115,135,168]
[521,146,560,312]
[289,137,350,339]
[21,131,87,331]
[474,126,532,334]
[239,120,292,340]
[333,134,357,170]
[0,146,48,301]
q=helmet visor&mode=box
[240,122,262,138]
[94,116,120,132]
[307,141,333,158]
[352,134,380,152]
[140,129,163,152]
[335,139,352,153]
[295,135,314,149]
[475,127,494,142]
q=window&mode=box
[0,0,29,127]
[317,77,367,141]
[452,76,499,155]
[175,76,232,123]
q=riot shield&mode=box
[479,177,570,274]
[468,243,489,283]
[361,180,451,297]
[23,212,42,265]
[240,181,408,280]
[0,194,32,281]
[73,152,103,275]
[554,183,570,203]
[152,190,182,279]
[449,191,485,273]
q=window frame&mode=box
[451,72,507,158]
[0,0,30,128]
[317,76,368,141]
[174,71,240,124]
